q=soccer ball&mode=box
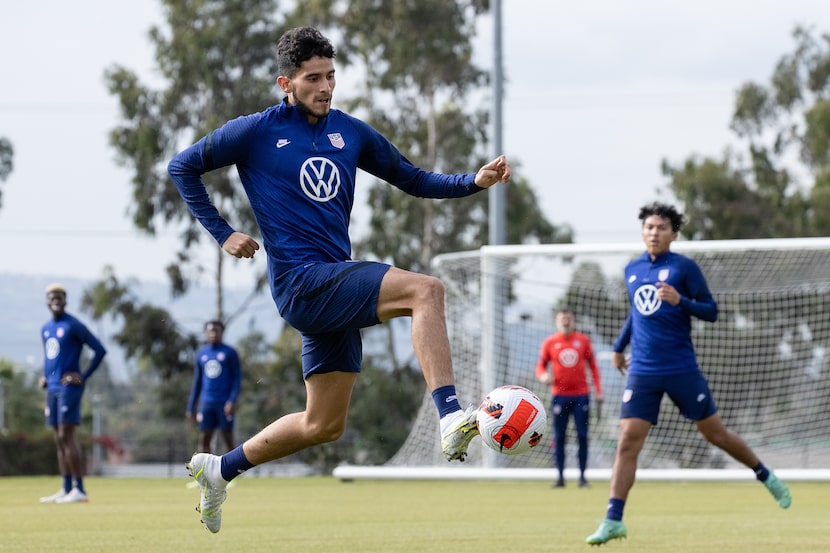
[476,385,546,455]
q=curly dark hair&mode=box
[277,27,336,78]
[638,201,685,233]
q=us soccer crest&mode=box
[327,133,345,149]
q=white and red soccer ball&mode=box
[476,385,546,455]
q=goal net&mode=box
[354,238,830,478]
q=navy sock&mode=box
[74,477,85,494]
[606,498,625,521]
[753,462,770,482]
[63,474,72,493]
[432,385,462,418]
[220,445,255,482]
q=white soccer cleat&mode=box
[55,488,88,504]
[440,406,480,462]
[39,489,68,503]
[186,452,228,533]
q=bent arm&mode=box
[355,119,509,199]
[586,343,602,397]
[80,328,107,381]
[168,139,236,247]
[682,260,718,322]
[613,313,632,353]
[168,115,259,247]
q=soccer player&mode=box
[535,308,603,488]
[168,26,511,533]
[38,283,107,504]
[186,320,242,454]
[586,202,792,546]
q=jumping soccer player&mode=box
[586,202,792,546]
[535,308,603,488]
[38,283,107,504]
[168,26,511,533]
[186,320,242,454]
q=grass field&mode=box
[0,476,825,552]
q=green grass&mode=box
[0,476,825,552]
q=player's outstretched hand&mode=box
[475,155,511,188]
[222,231,260,259]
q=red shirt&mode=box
[535,331,602,397]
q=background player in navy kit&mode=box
[586,202,792,546]
[169,26,511,532]
[186,320,242,454]
[38,283,107,504]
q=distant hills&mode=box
[0,272,280,382]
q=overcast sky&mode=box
[2,0,830,289]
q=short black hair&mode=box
[204,320,224,331]
[638,202,685,233]
[277,26,336,78]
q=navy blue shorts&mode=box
[197,402,234,431]
[45,386,84,426]
[620,371,718,425]
[274,261,391,378]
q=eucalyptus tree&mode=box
[663,26,830,239]
[82,267,198,418]
[105,0,283,318]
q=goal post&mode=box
[334,238,830,481]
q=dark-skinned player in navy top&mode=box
[38,283,107,505]
[186,320,242,454]
[169,27,511,533]
[586,202,792,546]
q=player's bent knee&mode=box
[306,419,347,444]
[417,275,445,304]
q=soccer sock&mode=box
[74,477,85,494]
[752,462,770,482]
[62,474,72,493]
[606,498,626,521]
[220,445,255,482]
[431,385,462,418]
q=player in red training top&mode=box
[535,308,603,488]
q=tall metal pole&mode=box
[489,0,506,246]
[92,393,102,474]
[483,0,507,467]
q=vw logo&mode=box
[300,157,341,202]
[557,348,579,368]
[634,284,662,315]
[204,359,222,379]
[45,337,60,360]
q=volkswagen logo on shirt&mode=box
[634,284,662,315]
[45,337,60,360]
[300,157,340,202]
[205,359,223,379]
[557,348,580,368]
